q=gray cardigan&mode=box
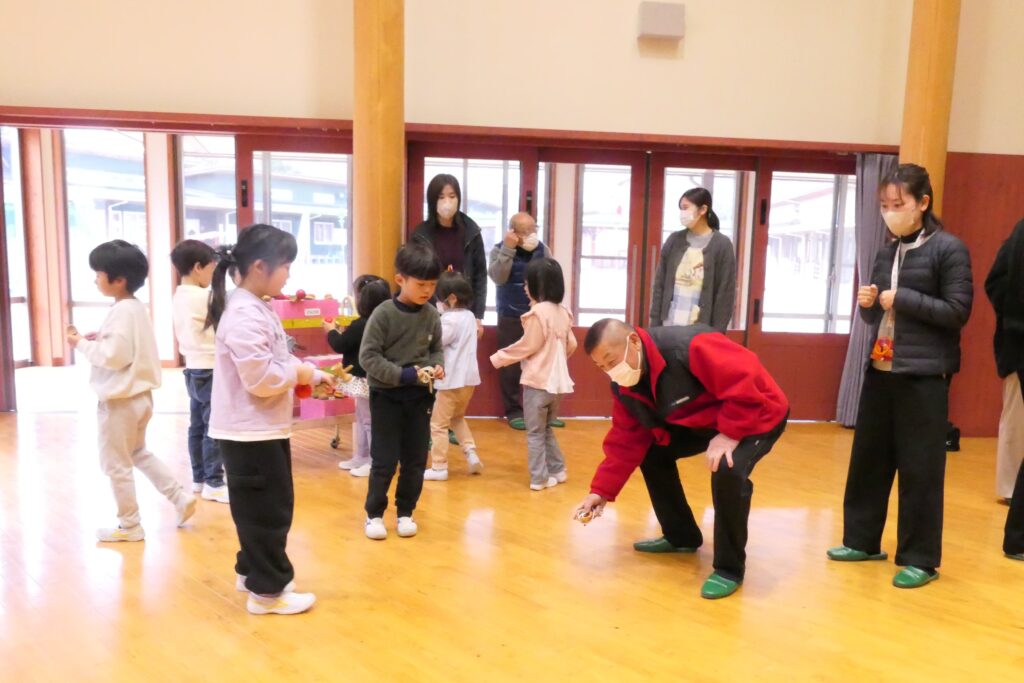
[649,229,736,330]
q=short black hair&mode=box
[525,257,565,304]
[436,271,474,309]
[584,318,624,355]
[395,241,442,280]
[89,240,149,293]
[170,239,218,277]
[357,279,392,318]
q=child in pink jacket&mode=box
[491,258,576,490]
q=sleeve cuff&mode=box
[399,366,419,386]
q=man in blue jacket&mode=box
[488,212,553,431]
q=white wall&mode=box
[1,1,1022,154]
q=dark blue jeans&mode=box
[185,369,225,487]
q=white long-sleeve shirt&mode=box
[172,284,215,369]
[75,298,162,400]
[434,308,480,391]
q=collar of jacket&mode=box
[416,212,481,247]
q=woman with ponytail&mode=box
[649,187,737,331]
[828,163,973,590]
[207,224,335,615]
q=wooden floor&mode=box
[1,368,1022,682]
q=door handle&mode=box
[753,298,762,325]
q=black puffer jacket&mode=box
[412,212,488,319]
[861,229,973,376]
[985,218,1024,378]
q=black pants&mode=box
[219,438,294,595]
[640,416,787,583]
[1004,369,1024,555]
[365,387,435,518]
[497,315,525,420]
[843,370,948,568]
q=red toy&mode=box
[295,384,313,399]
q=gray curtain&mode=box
[835,153,898,426]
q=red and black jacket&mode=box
[590,325,789,501]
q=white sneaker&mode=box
[96,525,145,542]
[201,483,230,504]
[338,457,370,471]
[466,451,483,475]
[192,482,203,494]
[397,516,418,538]
[236,574,294,593]
[424,468,449,481]
[554,470,568,484]
[176,495,197,527]
[350,463,371,478]
[246,591,316,615]
[529,477,558,491]
[365,517,387,540]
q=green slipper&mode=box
[700,573,741,600]
[508,417,526,431]
[448,429,459,445]
[548,418,566,428]
[893,566,939,589]
[1005,552,1024,561]
[826,546,888,562]
[633,536,699,554]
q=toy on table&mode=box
[295,363,355,401]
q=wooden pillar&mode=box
[21,129,70,366]
[353,0,405,284]
[899,0,961,213]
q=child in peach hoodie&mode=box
[491,257,576,490]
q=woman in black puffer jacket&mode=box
[828,163,973,590]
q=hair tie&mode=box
[220,247,236,264]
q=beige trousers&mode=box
[429,386,477,469]
[997,373,1024,499]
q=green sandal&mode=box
[548,418,566,428]
[893,566,939,589]
[1005,552,1024,561]
[508,418,526,431]
[701,573,741,599]
[826,546,888,562]
[632,537,699,554]
[448,429,459,445]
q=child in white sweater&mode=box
[67,240,196,542]
[171,239,227,503]
[425,272,483,481]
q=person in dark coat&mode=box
[985,217,1024,561]
[828,164,973,590]
[411,174,487,339]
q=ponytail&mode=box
[707,209,720,231]
[204,223,298,331]
[204,245,234,331]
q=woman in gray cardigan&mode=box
[649,187,736,330]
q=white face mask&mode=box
[521,234,540,252]
[437,199,458,221]
[881,209,920,237]
[606,339,643,387]
[679,209,697,228]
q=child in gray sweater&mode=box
[359,242,444,541]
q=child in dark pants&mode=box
[207,224,334,615]
[359,242,444,540]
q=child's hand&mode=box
[66,325,82,347]
[296,363,315,385]
[431,365,445,380]
[476,319,484,339]
[322,320,336,333]
[312,369,337,388]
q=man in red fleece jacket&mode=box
[574,319,789,599]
